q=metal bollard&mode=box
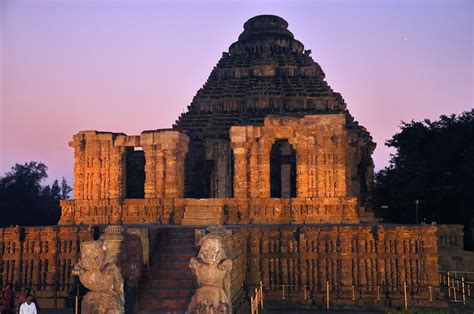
[282,285,285,300]
[429,286,432,301]
[377,286,380,301]
[352,285,355,300]
[303,285,307,300]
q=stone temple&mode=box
[1,15,473,313]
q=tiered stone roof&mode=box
[174,15,353,139]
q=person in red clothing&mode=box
[0,284,14,314]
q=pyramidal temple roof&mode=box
[174,15,365,139]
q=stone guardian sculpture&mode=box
[72,240,124,314]
[187,234,233,314]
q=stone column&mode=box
[249,142,259,198]
[143,144,165,198]
[338,226,354,292]
[295,142,309,198]
[141,131,189,198]
[143,145,157,198]
[164,149,178,197]
[232,144,249,198]
[109,146,126,199]
[258,139,273,197]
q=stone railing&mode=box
[246,225,441,299]
[0,226,92,299]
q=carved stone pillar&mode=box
[164,149,178,197]
[143,145,157,198]
[295,143,309,198]
[249,142,259,198]
[109,146,126,199]
[232,144,248,198]
[141,131,189,198]
[258,139,273,197]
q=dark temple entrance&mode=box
[126,147,145,198]
[270,140,296,198]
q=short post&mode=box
[439,273,442,285]
[462,276,466,305]
[75,284,79,314]
[54,281,58,308]
[259,281,263,309]
[352,285,355,300]
[447,272,451,297]
[251,296,254,314]
[403,281,408,311]
[303,285,307,300]
[326,281,330,310]
[429,286,432,301]
[468,283,471,297]
[282,284,285,300]
[377,286,380,300]
[453,287,457,302]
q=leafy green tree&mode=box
[0,162,72,227]
[374,109,474,250]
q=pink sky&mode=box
[1,0,472,185]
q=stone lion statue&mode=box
[72,240,124,314]
[187,234,233,314]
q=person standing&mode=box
[18,296,36,314]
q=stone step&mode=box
[149,278,196,289]
[168,238,196,246]
[139,298,189,312]
[181,205,225,225]
[184,205,223,212]
[181,217,225,225]
[159,253,195,261]
[165,229,196,239]
[183,211,223,219]
[143,288,194,299]
[158,244,195,254]
[138,309,184,314]
[153,270,194,279]
[157,260,190,271]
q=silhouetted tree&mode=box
[0,162,72,227]
[374,109,474,250]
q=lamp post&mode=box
[415,199,419,224]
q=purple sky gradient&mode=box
[1,0,472,185]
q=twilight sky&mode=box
[1,0,472,185]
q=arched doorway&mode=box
[270,140,296,198]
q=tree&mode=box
[0,162,72,227]
[373,109,474,249]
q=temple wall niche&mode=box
[230,114,347,199]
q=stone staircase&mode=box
[137,229,197,314]
[182,204,225,225]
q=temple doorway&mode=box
[270,140,296,198]
[125,147,145,198]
